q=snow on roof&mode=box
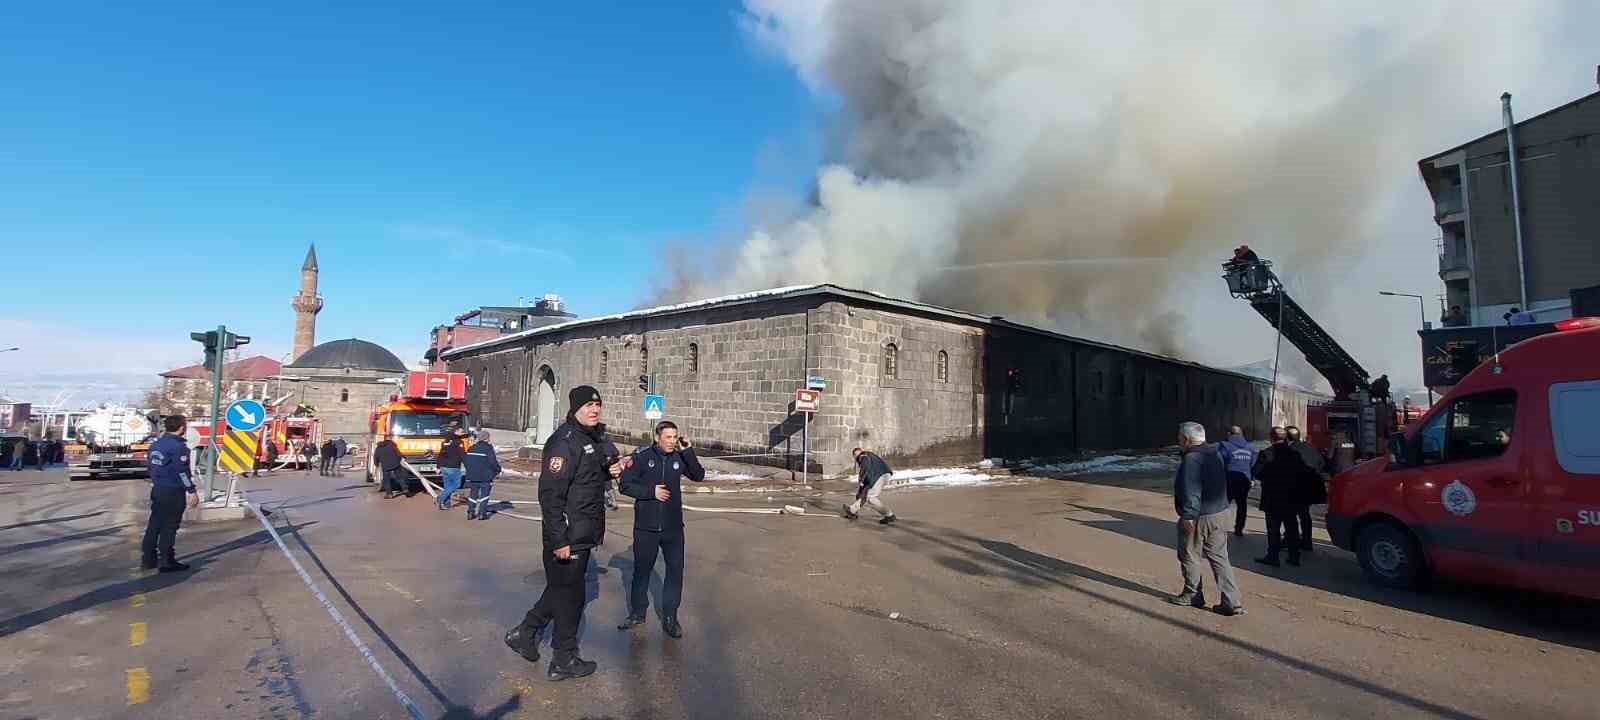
[443,284,824,358]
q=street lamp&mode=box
[0,347,18,353]
[1379,291,1434,404]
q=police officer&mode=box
[504,385,624,681]
[142,415,198,572]
[617,421,705,638]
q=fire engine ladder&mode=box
[1223,258,1372,401]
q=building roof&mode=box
[1419,90,1600,164]
[302,244,318,272]
[285,338,406,372]
[161,355,283,380]
[441,284,1298,387]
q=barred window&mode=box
[689,343,699,375]
[936,350,948,383]
[883,343,899,380]
[340,389,349,403]
[600,350,608,383]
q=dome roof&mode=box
[287,338,406,372]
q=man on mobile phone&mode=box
[504,385,621,681]
[617,421,705,638]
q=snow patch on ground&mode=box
[705,471,757,482]
[1021,453,1179,476]
[883,467,1000,488]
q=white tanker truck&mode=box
[68,405,158,480]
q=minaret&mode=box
[290,245,323,362]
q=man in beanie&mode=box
[504,384,626,681]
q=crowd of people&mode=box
[1169,420,1331,617]
[5,437,64,470]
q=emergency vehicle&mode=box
[68,406,156,480]
[1327,317,1600,599]
[366,371,470,483]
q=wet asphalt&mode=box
[2,464,1596,719]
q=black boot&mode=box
[617,615,645,631]
[547,654,597,681]
[504,624,543,663]
[1254,554,1280,567]
[159,557,191,573]
[141,555,158,570]
[662,616,683,638]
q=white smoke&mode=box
[664,0,1599,387]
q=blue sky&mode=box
[1,1,820,402]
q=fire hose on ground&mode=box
[396,460,829,519]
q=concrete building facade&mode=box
[423,295,577,370]
[444,286,1322,475]
[1419,89,1600,326]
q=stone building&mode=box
[443,285,1321,475]
[278,339,408,443]
[154,355,283,418]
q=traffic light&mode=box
[191,328,251,368]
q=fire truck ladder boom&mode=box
[1223,257,1371,400]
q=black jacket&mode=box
[1251,442,1306,512]
[1174,445,1229,519]
[374,440,402,471]
[856,452,893,490]
[439,435,466,469]
[620,444,705,532]
[539,419,617,552]
[1289,441,1329,505]
[464,440,500,484]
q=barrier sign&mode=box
[794,389,820,413]
[216,428,259,474]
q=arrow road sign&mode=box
[226,398,266,432]
[643,394,665,421]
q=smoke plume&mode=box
[662,0,1598,388]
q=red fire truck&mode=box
[366,371,471,485]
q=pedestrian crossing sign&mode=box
[643,394,665,421]
[216,429,258,474]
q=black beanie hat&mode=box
[569,385,602,411]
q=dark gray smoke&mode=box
[661,0,1599,389]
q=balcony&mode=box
[1433,192,1464,220]
[1438,241,1469,279]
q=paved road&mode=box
[2,466,1595,719]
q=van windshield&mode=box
[390,411,468,437]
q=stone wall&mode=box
[282,369,402,444]
[446,288,1323,476]
[452,298,818,467]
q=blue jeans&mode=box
[438,467,463,507]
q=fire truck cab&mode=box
[1327,318,1600,599]
[367,371,471,483]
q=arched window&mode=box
[936,350,948,383]
[640,345,649,375]
[883,343,899,380]
[688,343,699,375]
[340,389,349,403]
[600,350,608,383]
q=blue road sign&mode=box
[642,394,666,419]
[806,375,827,390]
[225,398,267,432]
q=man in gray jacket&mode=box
[1170,421,1245,616]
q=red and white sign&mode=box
[794,389,820,413]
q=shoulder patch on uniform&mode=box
[550,457,565,473]
[582,444,595,454]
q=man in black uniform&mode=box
[504,385,623,681]
[142,415,199,572]
[373,433,405,499]
[617,421,705,637]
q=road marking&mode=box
[131,593,147,608]
[126,668,149,705]
[129,622,147,647]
